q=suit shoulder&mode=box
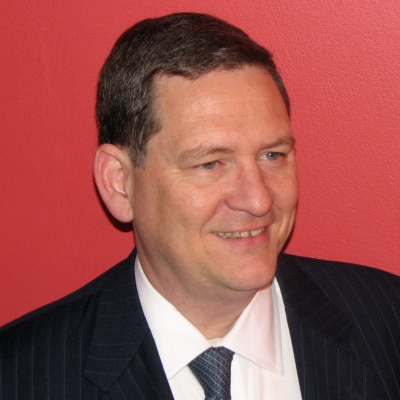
[280,253,400,286]
[0,252,135,333]
[0,251,141,398]
[279,253,400,319]
[278,254,400,398]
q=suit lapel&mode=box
[276,254,378,399]
[103,333,175,400]
[276,254,353,347]
[83,251,173,399]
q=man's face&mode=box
[130,66,298,304]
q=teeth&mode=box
[214,228,265,238]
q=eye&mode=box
[265,152,283,161]
[199,161,219,170]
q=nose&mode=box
[225,162,273,217]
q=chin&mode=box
[223,258,277,292]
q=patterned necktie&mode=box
[189,346,235,400]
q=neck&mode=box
[147,269,258,339]
[136,249,261,340]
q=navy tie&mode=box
[189,346,235,400]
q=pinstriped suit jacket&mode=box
[1,251,399,399]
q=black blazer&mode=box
[1,251,399,399]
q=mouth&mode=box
[214,228,266,239]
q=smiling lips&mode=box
[214,228,266,239]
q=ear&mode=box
[94,144,134,223]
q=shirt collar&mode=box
[135,257,283,379]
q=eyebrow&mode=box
[266,135,296,149]
[178,134,295,162]
[178,145,231,162]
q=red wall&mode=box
[1,1,399,326]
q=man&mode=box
[1,12,399,400]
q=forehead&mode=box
[149,66,291,152]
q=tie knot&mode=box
[189,347,234,400]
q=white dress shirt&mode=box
[135,257,302,399]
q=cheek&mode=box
[132,173,167,228]
[270,171,298,208]
[169,177,225,216]
[135,175,211,233]
[282,182,298,210]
